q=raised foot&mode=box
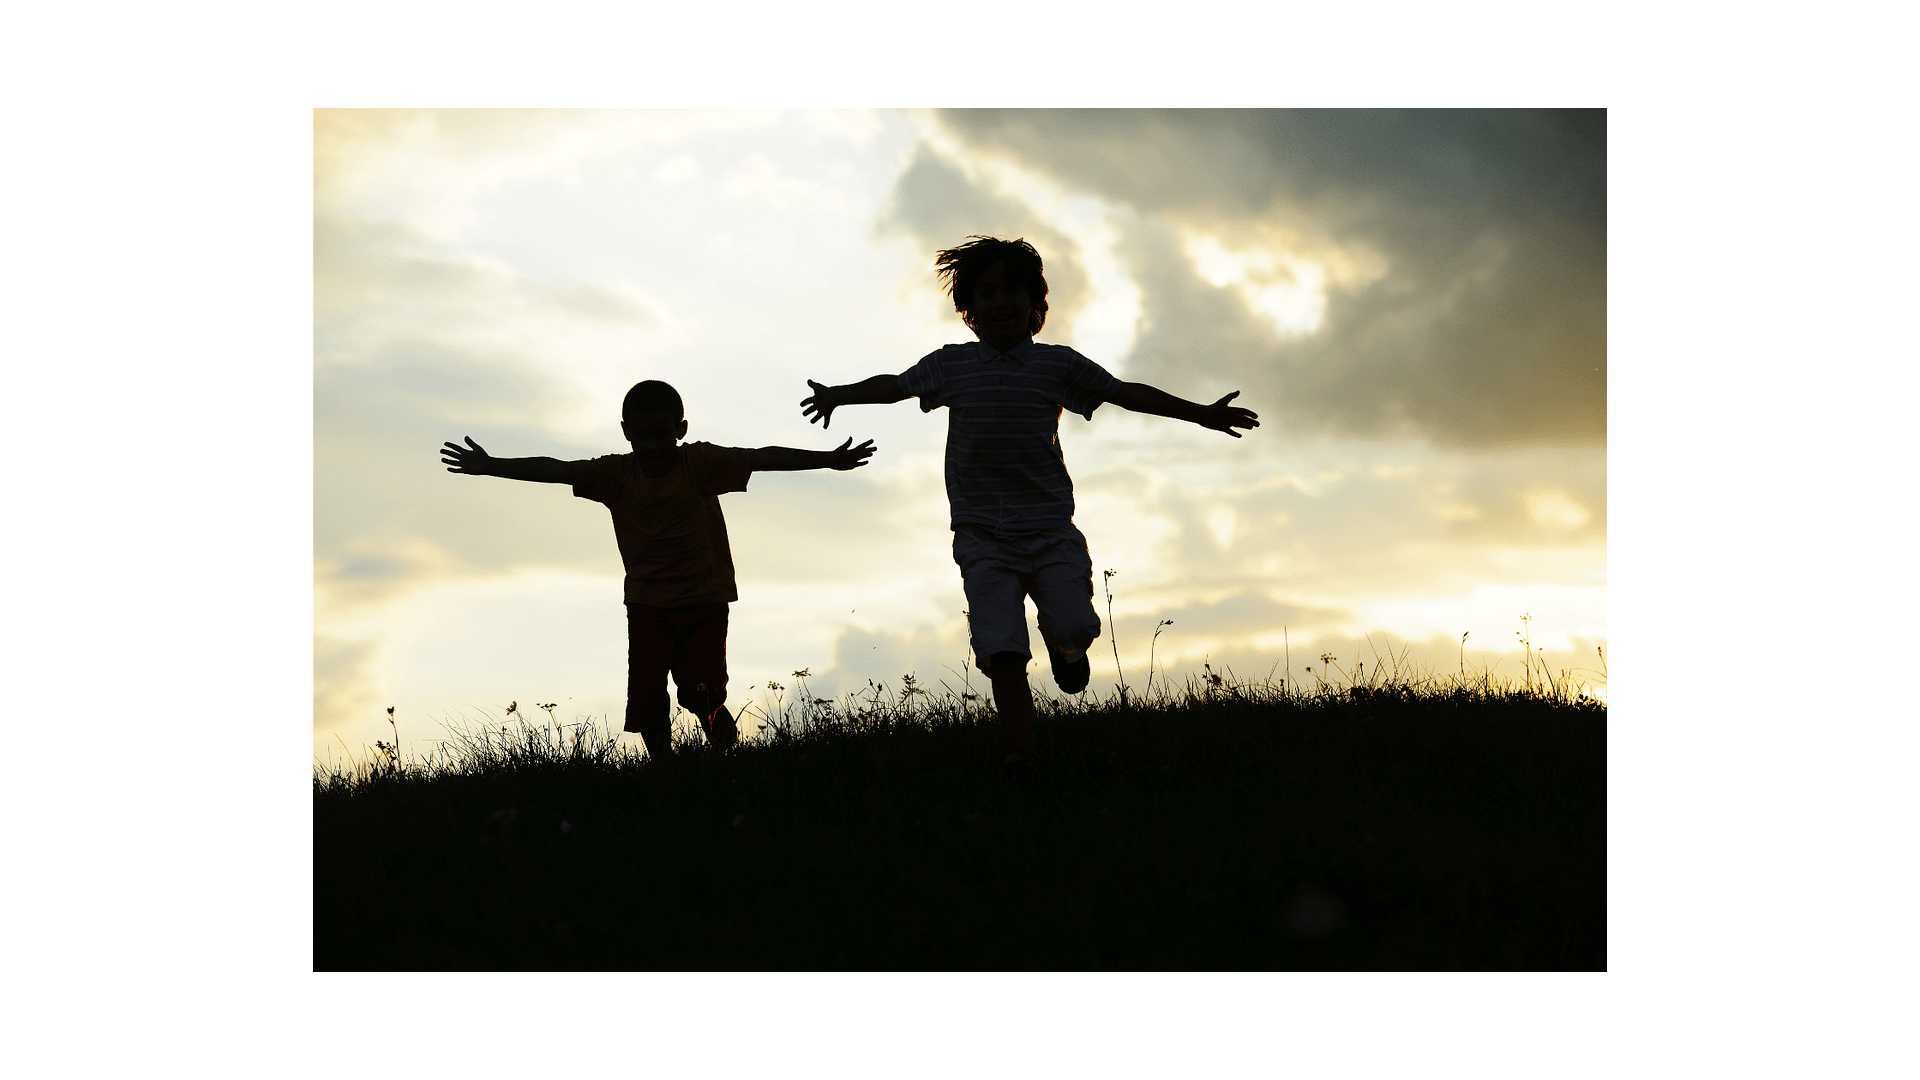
[1047,641,1091,694]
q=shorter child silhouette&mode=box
[442,379,875,760]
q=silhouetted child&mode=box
[801,236,1258,770]
[442,379,875,760]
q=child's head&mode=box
[623,379,684,423]
[621,380,687,464]
[935,236,1049,338]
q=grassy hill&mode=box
[314,665,1605,970]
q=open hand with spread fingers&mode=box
[827,437,876,470]
[801,380,838,428]
[441,436,494,475]
[1201,391,1260,438]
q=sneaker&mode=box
[1002,752,1040,786]
[1048,641,1091,694]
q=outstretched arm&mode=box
[440,437,583,483]
[1107,383,1260,438]
[801,375,908,429]
[752,438,877,472]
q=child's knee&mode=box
[675,680,716,710]
[1037,608,1101,652]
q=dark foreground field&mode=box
[315,672,1605,970]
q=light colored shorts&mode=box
[952,523,1102,669]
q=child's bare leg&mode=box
[985,650,1038,755]
[627,603,676,760]
[635,718,675,760]
[624,684,673,760]
[628,689,674,760]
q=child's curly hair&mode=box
[934,236,1049,336]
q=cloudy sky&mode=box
[315,109,1606,761]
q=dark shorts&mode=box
[625,601,730,736]
[952,524,1101,669]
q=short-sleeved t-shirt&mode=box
[897,339,1123,533]
[572,442,754,608]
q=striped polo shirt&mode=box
[897,338,1123,533]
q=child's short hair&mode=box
[623,380,684,422]
[935,236,1049,336]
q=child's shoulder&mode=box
[1028,342,1100,366]
[913,342,984,366]
[580,450,635,470]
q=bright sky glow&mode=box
[315,109,1608,761]
[1183,233,1328,337]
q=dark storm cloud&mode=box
[927,109,1605,448]
[877,144,1093,341]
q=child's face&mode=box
[622,411,688,468]
[970,261,1033,348]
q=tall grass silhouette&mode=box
[315,622,1605,971]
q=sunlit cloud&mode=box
[800,108,887,146]
[929,108,1606,449]
[1526,489,1594,529]
[722,152,851,212]
[1182,233,1329,338]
